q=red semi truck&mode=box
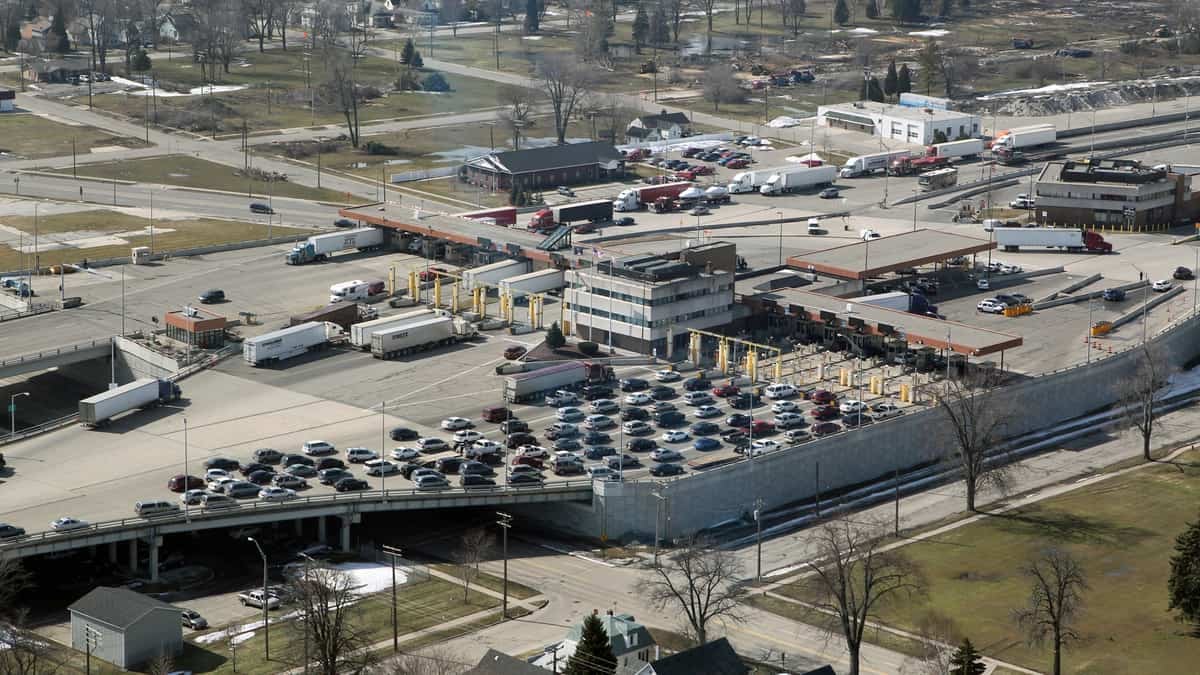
[612,181,692,212]
[528,199,614,232]
[459,206,518,227]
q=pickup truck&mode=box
[238,590,281,610]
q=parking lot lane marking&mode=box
[384,355,508,405]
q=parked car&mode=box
[509,473,545,486]
[810,406,838,421]
[1173,266,1195,280]
[441,416,472,430]
[238,590,280,610]
[650,463,685,477]
[460,474,497,488]
[315,457,345,471]
[198,289,225,304]
[390,427,419,441]
[246,470,275,486]
[0,523,27,539]
[590,398,620,414]
[167,474,205,492]
[281,454,313,467]
[585,445,617,459]
[619,378,649,391]
[180,609,208,630]
[318,468,354,485]
[810,390,837,405]
[977,299,1006,314]
[763,383,797,399]
[417,437,449,452]
[649,385,675,400]
[201,494,238,510]
[272,474,309,489]
[364,459,400,476]
[500,419,530,434]
[415,475,450,490]
[621,407,650,421]
[1152,279,1174,292]
[606,454,640,470]
[204,457,241,471]
[812,422,842,436]
[259,486,297,502]
[783,428,812,443]
[623,420,652,435]
[335,477,370,492]
[660,430,690,444]
[252,448,283,464]
[871,402,904,419]
[690,421,720,435]
[626,437,657,452]
[302,440,337,456]
[1102,288,1126,302]
[819,187,840,199]
[285,464,318,478]
[503,345,527,360]
[346,447,378,463]
[624,392,653,406]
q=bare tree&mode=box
[695,0,718,33]
[938,47,980,99]
[665,0,686,43]
[442,0,462,36]
[1119,343,1173,462]
[901,610,961,675]
[246,0,276,52]
[497,83,536,150]
[702,63,745,112]
[936,370,1014,512]
[288,565,376,675]
[78,0,116,70]
[454,527,494,602]
[145,650,176,675]
[385,645,468,674]
[0,609,64,675]
[1013,548,1088,675]
[574,4,614,66]
[800,517,922,675]
[639,535,747,644]
[537,53,594,144]
[0,556,30,617]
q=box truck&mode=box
[329,279,386,303]
[499,268,566,300]
[612,182,692,211]
[79,378,182,427]
[927,138,984,160]
[992,227,1112,253]
[285,228,384,265]
[857,291,939,316]
[528,200,613,232]
[840,150,911,178]
[461,259,531,291]
[503,361,616,403]
[370,315,478,359]
[243,322,343,366]
[350,308,440,349]
[290,303,375,331]
[760,165,838,195]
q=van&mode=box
[134,500,179,517]
[329,280,384,303]
[807,218,823,235]
[481,405,510,423]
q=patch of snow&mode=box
[331,561,408,595]
[909,29,951,37]
[786,153,825,164]
[767,115,805,128]
[522,35,543,41]
[231,631,256,646]
[977,81,1108,100]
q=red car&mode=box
[725,159,749,169]
[512,455,544,469]
[712,384,740,397]
[693,166,715,176]
[810,389,837,405]
[810,406,838,421]
[748,420,775,435]
[167,474,205,492]
[675,170,697,181]
[812,422,842,437]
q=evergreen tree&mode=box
[1168,511,1200,627]
[960,0,971,8]
[867,76,885,102]
[833,0,850,26]
[49,10,70,54]
[6,22,21,52]
[564,613,616,675]
[898,63,912,93]
[884,60,898,98]
[546,321,567,349]
[411,51,424,69]
[509,182,521,206]
[632,3,649,53]
[949,638,986,675]
[891,0,922,23]
[400,38,416,64]
[132,49,152,72]
[525,0,540,33]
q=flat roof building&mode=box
[1035,159,1192,230]
[817,101,981,146]
[163,306,227,349]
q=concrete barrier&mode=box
[1033,279,1148,310]
[1110,285,1185,330]
[1038,273,1103,303]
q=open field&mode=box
[48,155,350,202]
[429,564,540,601]
[765,452,1200,674]
[0,114,146,160]
[0,209,306,270]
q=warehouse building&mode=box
[1034,159,1198,229]
[816,101,980,145]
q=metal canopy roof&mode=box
[757,287,1022,357]
[787,229,995,280]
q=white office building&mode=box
[565,243,736,356]
[817,101,981,146]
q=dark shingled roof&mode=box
[800,667,837,675]
[465,649,546,675]
[647,637,747,675]
[69,587,178,630]
[489,141,622,175]
[638,112,692,128]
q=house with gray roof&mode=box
[462,141,624,193]
[69,586,182,669]
[531,609,658,674]
[635,637,748,675]
[626,110,693,143]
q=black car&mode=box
[690,421,720,436]
[993,294,1021,307]
[390,427,419,441]
[654,411,686,427]
[621,407,650,421]
[1102,288,1126,302]
[249,202,275,214]
[730,393,762,409]
[842,413,874,428]
[315,457,346,471]
[334,218,356,228]
[1174,266,1195,280]
[650,463,685,477]
[619,378,649,392]
[285,464,318,477]
[435,456,464,474]
[721,430,748,445]
[334,477,369,492]
[615,217,635,226]
[509,473,545,486]
[281,454,314,467]
[500,420,530,434]
[318,468,354,485]
[582,385,614,400]
[585,445,617,459]
[204,457,241,471]
[626,437,657,452]
[399,462,428,479]
[247,470,275,485]
[461,460,495,476]
[461,474,497,488]
[252,448,283,464]
[198,289,225,304]
[726,413,752,428]
[650,386,675,400]
[554,438,582,452]
[507,432,538,449]
[582,431,611,445]
[0,524,26,539]
[240,462,274,476]
[682,378,712,392]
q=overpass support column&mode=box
[108,542,118,564]
[127,539,138,574]
[148,537,161,583]
[339,515,352,552]
[294,519,304,536]
[317,516,327,543]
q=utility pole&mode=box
[497,512,512,618]
[814,461,821,517]
[894,467,900,536]
[653,489,666,566]
[754,497,765,583]
[382,545,403,653]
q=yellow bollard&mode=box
[408,270,418,299]
[900,383,911,403]
[452,286,460,313]
[774,359,782,384]
[433,277,442,308]
[718,340,729,374]
[388,265,397,296]
[839,368,849,387]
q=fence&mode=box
[390,166,459,183]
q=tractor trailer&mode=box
[613,182,692,211]
[350,309,440,349]
[857,291,939,316]
[285,228,384,265]
[840,150,912,178]
[928,138,984,160]
[503,361,616,403]
[290,303,375,331]
[992,227,1112,253]
[991,124,1056,163]
[528,200,613,232]
[498,268,565,299]
[760,165,838,195]
[727,167,782,194]
[370,315,478,359]
[243,322,343,366]
[461,259,531,291]
[79,378,181,427]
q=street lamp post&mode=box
[776,211,784,266]
[9,392,30,437]
[246,537,270,661]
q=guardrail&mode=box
[0,337,113,370]
[0,303,54,322]
[0,480,596,551]
[0,412,79,447]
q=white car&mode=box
[694,405,722,418]
[416,437,449,452]
[346,447,378,463]
[259,486,297,502]
[749,439,780,454]
[763,383,797,399]
[623,420,652,435]
[1152,279,1173,292]
[516,445,549,459]
[871,402,905,419]
[452,430,484,444]
[302,440,336,456]
[773,412,805,429]
[624,392,652,405]
[440,417,472,431]
[472,439,502,453]
[585,414,614,430]
[683,391,713,406]
[208,476,236,492]
[205,468,231,482]
[976,298,1005,314]
[391,447,420,461]
[50,517,89,532]
[999,263,1023,274]
[839,399,868,415]
[556,406,585,421]
[783,428,812,443]
[771,400,799,413]
[364,459,400,476]
[976,278,991,290]
[660,430,690,443]
[655,369,681,382]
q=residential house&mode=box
[462,141,625,193]
[625,110,692,143]
[19,17,51,44]
[465,648,546,675]
[159,12,198,44]
[69,587,183,670]
[531,609,659,675]
[634,637,748,675]
[23,56,92,83]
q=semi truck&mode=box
[370,315,478,359]
[676,186,707,206]
[329,279,385,303]
[79,378,182,427]
[290,303,376,331]
[888,154,949,177]
[727,167,780,194]
[243,321,343,366]
[991,124,1056,162]
[651,196,682,213]
[918,167,959,191]
[503,361,616,403]
[857,291,939,316]
[461,259,531,291]
[285,228,384,265]
[839,150,912,178]
[459,206,518,227]
[760,165,837,195]
[612,182,692,211]
[928,138,984,160]
[350,308,439,349]
[992,227,1112,253]
[498,268,566,300]
[528,200,613,232]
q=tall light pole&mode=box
[9,392,30,437]
[1130,263,1148,343]
[652,489,666,566]
[297,552,315,673]
[247,537,270,660]
[380,401,387,498]
[776,211,784,265]
[381,545,403,653]
[496,512,512,618]
[754,497,765,583]
[182,416,189,518]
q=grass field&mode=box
[765,453,1200,674]
[49,155,350,202]
[429,564,540,600]
[0,209,306,271]
[0,114,146,161]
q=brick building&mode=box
[462,141,624,193]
